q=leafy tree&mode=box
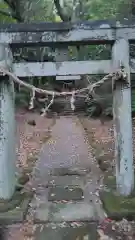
[0,0,133,114]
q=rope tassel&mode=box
[41,92,55,117]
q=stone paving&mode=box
[28,116,105,239]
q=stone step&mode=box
[47,175,86,188]
[50,201,97,222]
[48,186,84,201]
[35,222,98,240]
[34,200,98,223]
[50,167,91,176]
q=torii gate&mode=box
[0,19,134,200]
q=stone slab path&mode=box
[29,116,106,239]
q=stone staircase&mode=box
[50,96,86,116]
[34,167,98,240]
[28,117,104,239]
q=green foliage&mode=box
[132,89,135,113]
[83,0,126,20]
[0,1,16,23]
[0,0,132,112]
[15,87,31,108]
[85,97,100,117]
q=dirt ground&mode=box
[4,109,55,240]
[80,116,135,239]
[15,108,55,172]
[80,116,135,174]
[5,113,135,239]
[80,117,115,174]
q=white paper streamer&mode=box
[41,92,55,117]
[70,91,75,111]
[29,88,35,109]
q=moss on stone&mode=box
[0,171,33,214]
[100,175,135,220]
[104,175,116,190]
[18,173,30,186]
[0,192,33,224]
[100,190,135,220]
[0,189,33,214]
[0,172,33,223]
[0,191,23,213]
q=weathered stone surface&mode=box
[100,175,135,220]
[1,20,135,46]
[2,19,135,33]
[50,167,91,176]
[48,186,84,201]
[0,192,32,224]
[34,204,50,222]
[31,116,104,225]
[48,175,85,187]
[6,59,135,79]
[30,192,49,222]
[35,223,97,240]
[50,202,97,222]
[13,60,112,77]
[32,197,97,223]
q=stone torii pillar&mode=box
[112,39,134,196]
[0,44,16,200]
[55,0,81,82]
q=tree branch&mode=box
[0,9,13,18]
[54,0,71,21]
[3,0,24,22]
